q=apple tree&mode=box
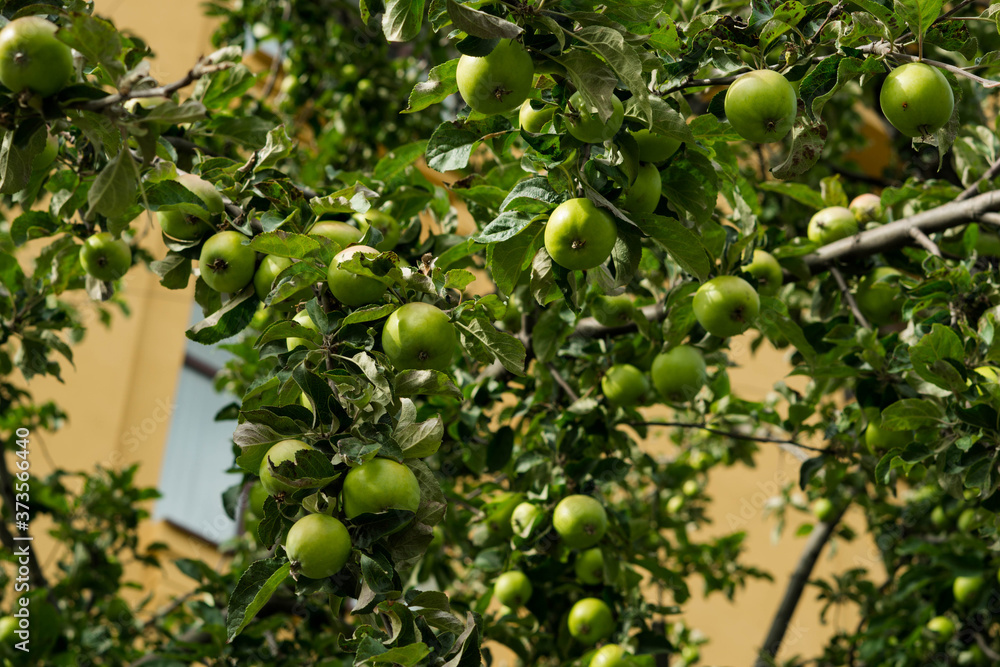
[2,0,1000,666]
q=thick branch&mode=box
[80,58,233,111]
[753,505,846,667]
[0,449,49,589]
[803,190,1000,272]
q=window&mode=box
[153,303,242,544]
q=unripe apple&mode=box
[567,597,614,644]
[808,206,858,245]
[744,249,782,296]
[953,575,984,605]
[856,267,903,326]
[880,62,954,138]
[327,245,388,307]
[259,439,316,495]
[519,99,556,133]
[285,513,352,579]
[553,495,608,549]
[287,310,320,351]
[849,193,884,224]
[494,571,533,608]
[574,547,605,585]
[601,363,648,406]
[693,276,760,338]
[926,615,955,641]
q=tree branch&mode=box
[753,505,847,667]
[957,152,1000,201]
[547,364,580,402]
[907,227,941,256]
[830,266,872,329]
[0,448,49,589]
[80,58,233,111]
[631,421,831,455]
[572,302,666,339]
[803,190,1000,272]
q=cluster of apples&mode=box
[725,62,954,144]
[493,494,633,658]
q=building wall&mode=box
[20,2,888,664]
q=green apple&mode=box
[176,172,225,217]
[494,571,533,608]
[926,615,955,641]
[880,62,954,138]
[254,255,292,301]
[285,513,352,579]
[553,495,608,549]
[856,267,903,326]
[342,458,421,519]
[310,221,363,252]
[651,345,707,402]
[745,249,782,296]
[953,575,984,605]
[456,39,534,115]
[958,646,987,666]
[327,245,387,307]
[567,597,614,644]
[79,232,131,281]
[544,198,617,271]
[629,128,680,164]
[930,505,947,528]
[519,99,556,132]
[724,70,797,143]
[958,508,980,533]
[511,501,544,536]
[0,17,74,97]
[0,616,17,645]
[575,547,605,585]
[621,162,661,215]
[199,231,256,293]
[808,206,858,245]
[590,644,627,667]
[864,415,911,452]
[259,439,316,495]
[849,193,884,224]
[601,363,648,407]
[591,294,635,327]
[159,209,212,241]
[381,302,457,372]
[565,91,624,144]
[811,498,835,522]
[682,479,700,497]
[693,276,760,338]
[665,494,685,515]
[287,309,320,351]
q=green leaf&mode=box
[186,288,257,344]
[757,181,826,210]
[447,0,521,38]
[88,149,138,221]
[0,121,45,195]
[552,49,618,123]
[197,63,258,109]
[457,315,526,376]
[403,60,459,114]
[631,213,711,282]
[374,141,429,181]
[910,324,966,392]
[248,231,321,259]
[11,211,60,246]
[383,0,427,42]
[226,558,291,641]
[574,26,648,123]
[256,125,294,170]
[487,220,543,295]
[394,369,463,399]
[426,116,511,172]
[59,14,124,83]
[772,121,828,181]
[881,398,947,430]
[475,211,536,243]
[894,0,944,48]
[149,253,192,290]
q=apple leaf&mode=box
[0,120,45,195]
[456,314,526,376]
[894,0,944,50]
[186,286,257,345]
[425,116,512,172]
[881,398,947,430]
[87,148,138,220]
[552,49,619,123]
[630,213,711,282]
[248,231,321,259]
[394,369,463,399]
[771,120,828,181]
[910,324,966,392]
[226,558,291,642]
[446,0,521,39]
[574,26,649,124]
[403,60,458,114]
[383,0,427,42]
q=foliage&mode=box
[2,0,1000,666]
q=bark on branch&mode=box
[803,190,1000,272]
[753,505,847,667]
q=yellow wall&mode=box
[16,2,884,665]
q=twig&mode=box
[974,632,1000,661]
[572,302,666,339]
[547,364,580,402]
[753,505,847,667]
[957,153,1000,200]
[830,266,872,329]
[80,58,233,111]
[631,421,830,455]
[810,2,844,42]
[887,51,1000,88]
[907,227,941,256]
[804,190,1000,271]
